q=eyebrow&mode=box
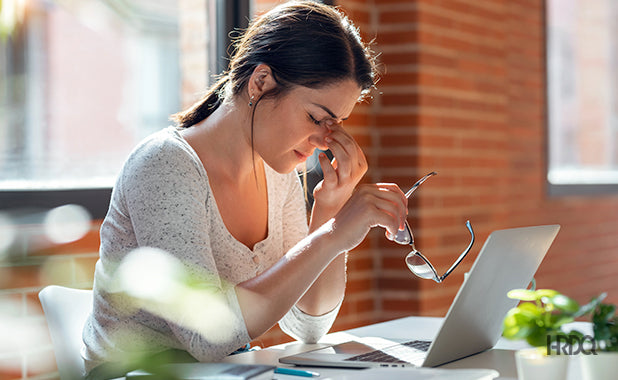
[313,103,349,121]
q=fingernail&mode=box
[325,136,333,143]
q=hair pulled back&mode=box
[172,0,377,128]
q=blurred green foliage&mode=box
[502,288,606,349]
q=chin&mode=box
[295,162,308,172]
[265,159,298,174]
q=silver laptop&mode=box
[279,224,561,368]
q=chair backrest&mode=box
[39,285,93,380]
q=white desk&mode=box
[222,316,586,380]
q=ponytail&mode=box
[170,76,229,129]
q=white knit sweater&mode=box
[81,127,341,375]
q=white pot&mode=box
[515,348,569,380]
[580,352,618,380]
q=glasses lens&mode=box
[405,253,436,280]
[393,221,413,245]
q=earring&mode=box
[248,95,255,107]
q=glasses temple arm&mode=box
[439,220,475,281]
[405,171,437,198]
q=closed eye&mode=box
[308,113,323,126]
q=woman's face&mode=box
[252,79,362,174]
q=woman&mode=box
[82,1,408,378]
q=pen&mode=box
[274,367,320,377]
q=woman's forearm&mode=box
[234,219,344,339]
[294,253,346,315]
[292,202,347,316]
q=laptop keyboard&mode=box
[343,340,431,364]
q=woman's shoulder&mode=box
[121,126,206,179]
[130,127,194,157]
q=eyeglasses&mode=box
[390,172,475,283]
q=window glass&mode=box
[547,0,618,186]
[0,0,180,190]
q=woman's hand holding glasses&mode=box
[388,172,475,283]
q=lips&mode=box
[294,150,312,161]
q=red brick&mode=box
[0,266,42,290]
[32,221,101,257]
[381,297,421,313]
[376,30,418,46]
[0,355,23,380]
[380,9,419,24]
[347,255,373,272]
[346,277,373,293]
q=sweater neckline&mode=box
[168,126,275,254]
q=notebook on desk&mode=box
[279,224,561,369]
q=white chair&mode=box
[39,285,93,380]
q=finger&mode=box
[355,143,368,173]
[375,193,407,232]
[366,202,404,238]
[326,138,352,181]
[327,127,367,178]
[385,230,395,241]
[372,184,408,229]
[319,152,338,187]
[325,128,355,158]
[376,183,408,207]
[348,187,402,236]
[352,185,406,231]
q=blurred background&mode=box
[1,0,617,378]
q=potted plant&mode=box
[502,288,603,380]
[577,297,618,380]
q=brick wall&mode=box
[337,0,618,320]
[3,0,618,378]
[249,0,618,345]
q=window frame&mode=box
[548,183,618,197]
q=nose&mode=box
[307,120,334,150]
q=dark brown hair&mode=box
[171,0,377,128]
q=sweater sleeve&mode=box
[116,136,251,361]
[277,173,342,343]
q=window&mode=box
[1,0,181,189]
[0,0,246,217]
[546,0,618,195]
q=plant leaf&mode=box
[574,293,607,318]
[535,289,559,299]
[503,308,536,340]
[545,294,579,313]
[507,289,538,301]
[526,326,548,347]
[549,314,574,328]
[517,302,543,316]
[594,304,616,325]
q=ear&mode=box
[247,64,277,98]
